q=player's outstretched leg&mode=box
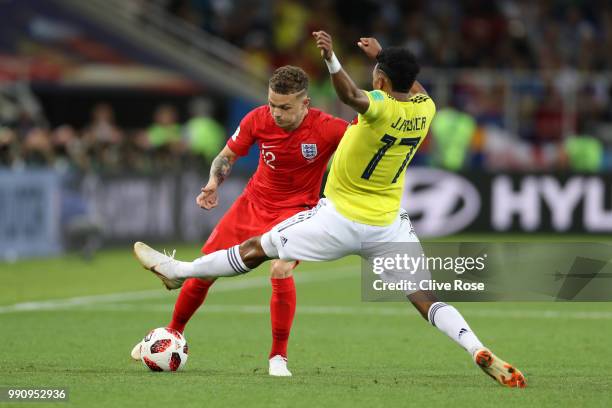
[408,290,526,388]
[133,243,190,289]
[133,237,271,288]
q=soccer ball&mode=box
[140,327,188,372]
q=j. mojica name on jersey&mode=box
[390,116,428,132]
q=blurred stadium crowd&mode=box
[162,0,612,72]
[1,0,612,173]
[157,0,612,172]
[0,94,224,173]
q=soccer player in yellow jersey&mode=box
[133,31,526,388]
[322,47,434,226]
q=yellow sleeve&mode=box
[362,90,388,123]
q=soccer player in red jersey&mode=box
[131,66,348,376]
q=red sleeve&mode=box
[226,109,258,156]
[322,116,349,146]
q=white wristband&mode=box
[325,53,342,74]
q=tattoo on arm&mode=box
[210,153,233,185]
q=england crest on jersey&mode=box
[301,143,318,160]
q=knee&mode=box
[239,236,269,267]
[240,236,264,255]
[270,260,295,279]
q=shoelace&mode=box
[162,249,177,263]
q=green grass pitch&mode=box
[2,241,612,407]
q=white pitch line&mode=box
[4,263,612,320]
[5,301,612,320]
[0,265,358,314]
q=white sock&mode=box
[428,302,484,356]
[181,245,251,278]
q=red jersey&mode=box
[226,106,348,210]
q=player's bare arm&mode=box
[312,30,370,114]
[358,36,428,97]
[197,146,238,210]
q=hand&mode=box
[196,180,219,210]
[357,37,382,60]
[312,30,334,60]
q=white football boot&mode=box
[268,355,292,377]
[130,341,142,360]
[133,242,185,290]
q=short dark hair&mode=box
[376,47,420,93]
[269,65,309,95]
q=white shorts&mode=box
[261,198,420,262]
[261,199,430,295]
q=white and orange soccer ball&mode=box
[139,327,188,372]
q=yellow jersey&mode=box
[324,90,436,226]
